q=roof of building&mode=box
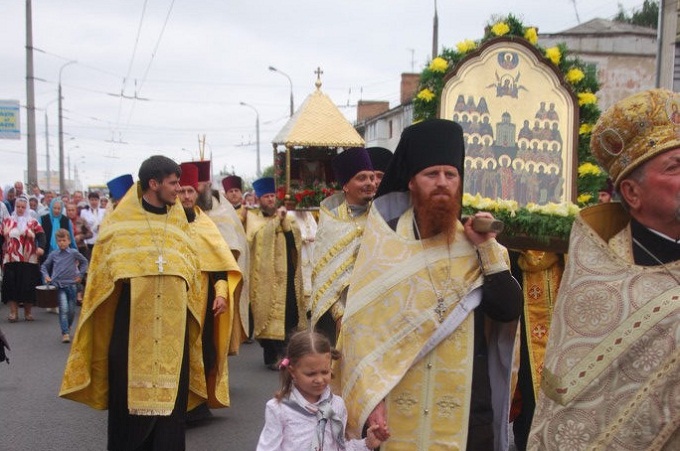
[272,77,364,147]
[543,18,657,37]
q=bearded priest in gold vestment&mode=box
[178,162,243,423]
[60,156,202,451]
[337,119,522,450]
[247,177,304,370]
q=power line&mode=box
[124,0,176,130]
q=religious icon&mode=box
[665,97,680,126]
[486,72,528,99]
[497,52,519,70]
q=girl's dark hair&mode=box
[274,331,341,401]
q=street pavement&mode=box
[0,303,520,450]
[0,303,278,450]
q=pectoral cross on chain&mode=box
[155,255,166,273]
[434,298,446,322]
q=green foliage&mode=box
[614,0,659,29]
[261,165,275,178]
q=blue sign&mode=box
[0,100,20,140]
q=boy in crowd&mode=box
[41,228,88,343]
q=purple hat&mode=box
[252,177,276,198]
[106,174,134,201]
[332,147,373,186]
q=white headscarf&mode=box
[11,195,31,234]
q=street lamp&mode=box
[43,98,59,190]
[268,66,294,117]
[239,102,261,177]
[58,60,77,194]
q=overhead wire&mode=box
[123,0,176,129]
[110,0,149,157]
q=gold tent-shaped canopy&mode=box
[272,68,364,209]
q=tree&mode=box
[614,0,659,29]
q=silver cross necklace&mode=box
[143,199,170,273]
[413,216,455,322]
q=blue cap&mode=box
[252,177,276,198]
[107,174,134,200]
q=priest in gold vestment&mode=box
[178,162,243,422]
[60,156,202,450]
[529,89,680,450]
[337,119,522,450]
[247,177,304,369]
[194,167,250,354]
[311,147,375,344]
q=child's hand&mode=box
[74,277,82,283]
[45,276,52,283]
[367,401,389,441]
[365,423,389,450]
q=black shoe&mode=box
[186,403,213,426]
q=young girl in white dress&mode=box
[256,331,388,451]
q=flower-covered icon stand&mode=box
[415,14,608,250]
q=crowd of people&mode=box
[0,87,678,450]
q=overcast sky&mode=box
[0,0,645,191]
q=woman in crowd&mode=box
[1,196,45,322]
[40,198,75,261]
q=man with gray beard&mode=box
[183,161,251,352]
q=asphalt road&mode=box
[0,303,278,451]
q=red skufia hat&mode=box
[222,175,243,192]
[179,163,199,190]
[192,160,211,183]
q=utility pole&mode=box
[268,66,294,117]
[45,111,51,190]
[239,102,261,177]
[25,0,38,187]
[432,0,439,59]
[43,98,58,191]
[58,61,76,193]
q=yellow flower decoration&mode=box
[456,39,477,54]
[491,22,510,37]
[429,57,448,73]
[524,27,538,45]
[565,68,585,84]
[577,193,593,204]
[579,123,593,135]
[417,88,435,102]
[578,92,598,106]
[578,162,602,177]
[545,46,561,65]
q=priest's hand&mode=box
[463,212,497,246]
[212,296,227,317]
[367,400,390,441]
